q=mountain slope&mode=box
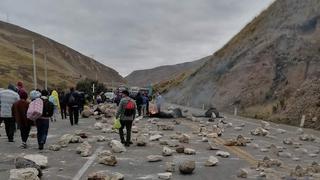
[0,21,125,90]
[164,0,320,129]
[125,56,209,87]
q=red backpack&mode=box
[124,100,135,116]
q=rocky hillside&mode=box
[163,0,320,129]
[125,56,209,87]
[0,21,125,90]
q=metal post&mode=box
[92,83,95,101]
[44,52,48,90]
[32,39,37,89]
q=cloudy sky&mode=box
[0,0,274,76]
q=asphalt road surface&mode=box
[0,104,319,180]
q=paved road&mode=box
[0,104,319,180]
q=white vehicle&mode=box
[104,92,115,103]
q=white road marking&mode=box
[72,146,103,180]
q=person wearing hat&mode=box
[12,91,31,148]
[0,84,20,142]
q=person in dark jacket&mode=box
[135,92,143,116]
[59,91,67,119]
[65,87,80,126]
[116,90,136,147]
[12,91,31,148]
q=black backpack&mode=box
[42,99,54,117]
[68,93,76,105]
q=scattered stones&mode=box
[88,171,124,180]
[212,126,223,136]
[179,160,195,174]
[70,135,83,143]
[207,133,218,138]
[205,142,218,151]
[23,154,48,169]
[176,145,185,153]
[157,123,175,131]
[290,165,308,177]
[260,121,270,130]
[276,129,286,134]
[136,135,148,146]
[162,146,174,156]
[299,134,316,142]
[10,168,40,180]
[81,110,92,118]
[283,138,293,145]
[179,134,190,143]
[296,128,304,135]
[165,162,176,172]
[158,172,172,180]
[307,162,320,174]
[96,136,106,142]
[250,127,269,136]
[132,126,139,133]
[150,134,163,141]
[110,140,126,153]
[234,127,243,131]
[147,155,163,162]
[205,156,219,166]
[224,135,247,146]
[76,141,92,157]
[58,134,74,147]
[237,168,248,178]
[257,156,282,168]
[74,131,89,138]
[15,157,42,177]
[216,151,230,158]
[202,137,208,142]
[226,123,233,128]
[94,122,104,130]
[98,154,117,166]
[277,152,292,158]
[48,144,61,151]
[260,148,269,153]
[184,148,196,155]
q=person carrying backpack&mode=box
[12,91,31,148]
[36,90,54,150]
[59,91,67,119]
[116,90,136,147]
[135,92,143,116]
[65,87,79,126]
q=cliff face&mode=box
[163,0,320,129]
[0,21,125,90]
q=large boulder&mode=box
[14,157,42,177]
[179,134,190,143]
[110,140,126,153]
[179,160,195,174]
[147,155,163,162]
[81,110,92,118]
[58,134,73,147]
[23,155,48,169]
[76,141,92,157]
[136,135,148,146]
[205,156,219,166]
[162,146,174,156]
[10,168,40,180]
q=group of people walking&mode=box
[0,82,84,150]
[0,81,163,151]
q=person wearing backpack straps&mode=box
[65,87,80,126]
[116,90,137,147]
[36,90,54,150]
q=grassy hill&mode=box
[0,21,125,90]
